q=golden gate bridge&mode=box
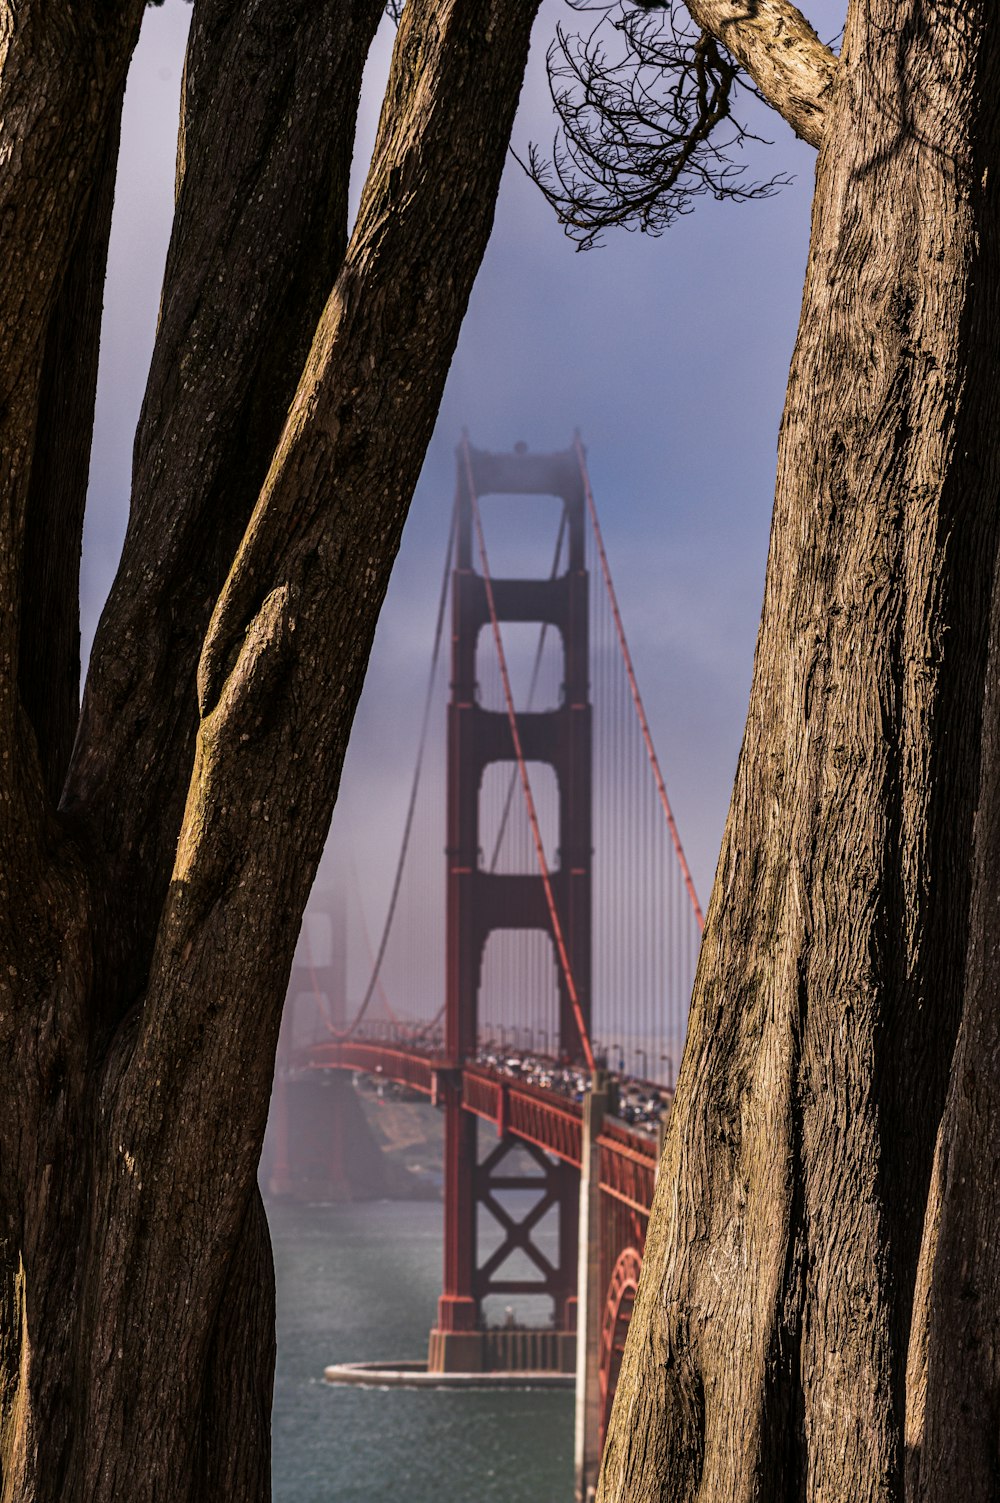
[266,436,703,1500]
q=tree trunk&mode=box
[0,0,542,1498]
[65,0,384,1034]
[598,4,1000,1499]
[19,103,124,802]
[905,369,1000,1495]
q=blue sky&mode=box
[84,1,844,1005]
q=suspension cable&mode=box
[574,433,704,933]
[301,921,340,1038]
[463,439,596,1072]
[340,500,458,1036]
[349,840,403,1025]
[409,998,446,1043]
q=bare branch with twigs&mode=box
[523,2,791,248]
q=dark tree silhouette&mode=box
[553,5,1000,1501]
[0,0,541,1497]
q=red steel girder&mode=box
[597,1118,657,1217]
[461,1064,583,1167]
[301,1040,438,1097]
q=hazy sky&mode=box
[84,1,844,1006]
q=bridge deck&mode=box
[297,1040,659,1209]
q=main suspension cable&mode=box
[341,500,457,1036]
[349,839,402,1025]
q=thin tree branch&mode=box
[685,0,838,148]
[527,7,790,246]
[0,0,142,805]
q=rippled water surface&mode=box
[269,1199,574,1503]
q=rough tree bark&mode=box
[0,0,541,1498]
[683,0,837,147]
[599,4,1000,1500]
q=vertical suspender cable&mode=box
[574,433,704,934]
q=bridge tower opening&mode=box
[430,441,592,1372]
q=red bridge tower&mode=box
[430,442,592,1372]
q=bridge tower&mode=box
[430,442,592,1371]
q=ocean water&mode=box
[269,1199,574,1503]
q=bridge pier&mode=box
[428,1082,581,1374]
[575,1073,609,1503]
[430,1071,481,1369]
